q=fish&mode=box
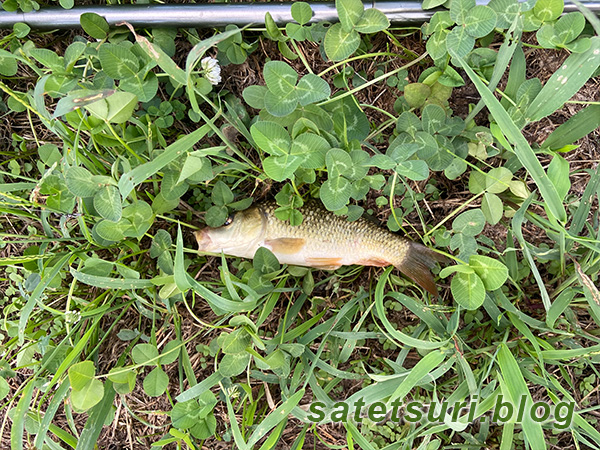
[194,201,446,296]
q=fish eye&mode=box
[223,214,234,226]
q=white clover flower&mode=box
[226,385,240,399]
[201,56,222,85]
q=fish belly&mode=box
[260,237,367,270]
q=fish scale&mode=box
[195,200,445,295]
[260,201,409,265]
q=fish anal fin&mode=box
[264,238,305,254]
[356,257,390,268]
[305,257,343,270]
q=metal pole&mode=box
[0,1,597,29]
[9,2,344,29]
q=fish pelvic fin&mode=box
[305,257,343,270]
[356,257,390,267]
[396,242,447,296]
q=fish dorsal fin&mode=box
[264,238,305,254]
[305,257,343,270]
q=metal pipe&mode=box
[0,1,597,29]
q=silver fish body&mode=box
[195,201,443,295]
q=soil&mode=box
[1,6,599,450]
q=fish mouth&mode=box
[194,229,213,252]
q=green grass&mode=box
[1,0,600,448]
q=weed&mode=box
[1,0,599,448]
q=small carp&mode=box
[195,201,445,295]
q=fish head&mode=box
[195,206,265,257]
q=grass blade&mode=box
[388,291,446,335]
[257,420,287,450]
[175,226,258,313]
[546,288,575,329]
[465,25,521,123]
[574,260,600,326]
[118,124,210,198]
[511,195,552,311]
[497,344,545,450]
[225,392,250,450]
[542,105,600,151]
[186,274,258,313]
[70,269,154,289]
[501,45,526,110]
[500,423,515,450]
[375,268,450,349]
[526,37,600,122]
[573,413,600,446]
[568,165,600,243]
[11,380,34,450]
[301,296,363,388]
[44,315,103,394]
[455,55,567,223]
[175,371,222,402]
[34,379,71,449]
[185,28,245,114]
[247,389,305,447]
[540,342,600,361]
[346,421,378,450]
[46,423,78,449]
[123,22,186,85]
[389,350,447,402]
[75,381,116,450]
[18,253,70,345]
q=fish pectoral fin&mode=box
[305,257,343,270]
[356,258,390,268]
[264,238,305,254]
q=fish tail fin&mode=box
[396,242,447,296]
